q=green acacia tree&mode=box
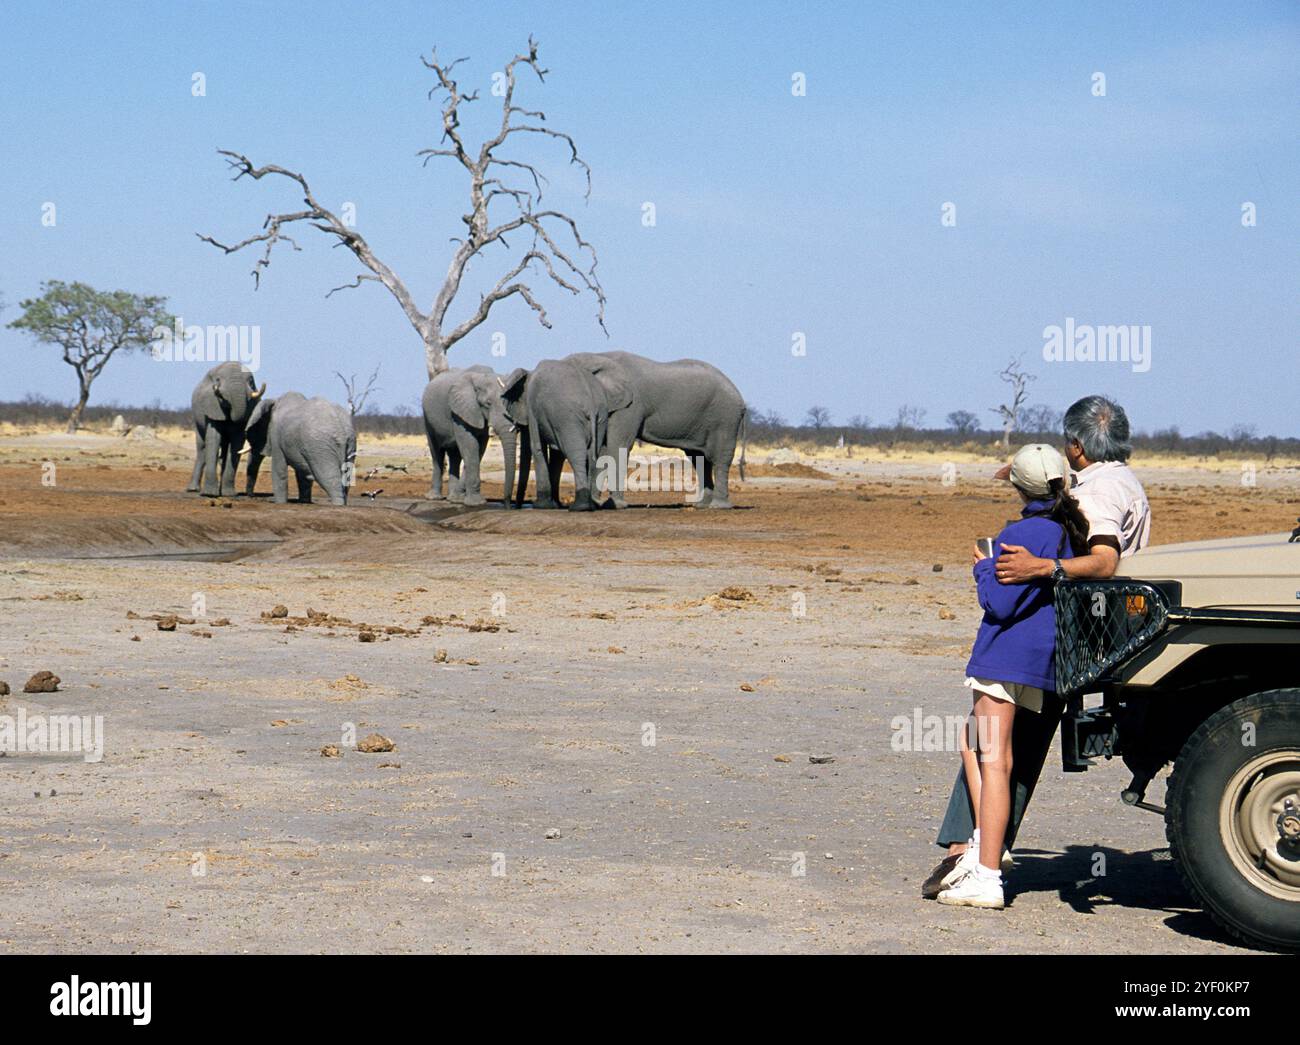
[8,280,175,433]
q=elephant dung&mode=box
[320,745,342,758]
[357,733,395,754]
[0,680,9,696]
[23,671,60,694]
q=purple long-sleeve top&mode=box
[965,499,1073,692]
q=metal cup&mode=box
[977,537,997,559]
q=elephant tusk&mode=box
[496,377,505,389]
[250,383,267,400]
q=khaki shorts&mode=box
[964,675,1044,714]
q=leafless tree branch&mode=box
[199,38,605,378]
[335,365,382,417]
[325,274,382,299]
[991,356,1036,449]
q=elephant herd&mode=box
[184,351,747,511]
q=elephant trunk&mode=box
[515,425,530,507]
[499,426,517,511]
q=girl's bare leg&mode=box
[974,694,1016,872]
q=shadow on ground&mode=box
[1011,845,1255,951]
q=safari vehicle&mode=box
[1054,531,1300,951]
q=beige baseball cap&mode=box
[992,443,1066,497]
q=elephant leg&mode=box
[187,424,205,492]
[244,452,264,497]
[547,447,565,508]
[562,423,596,512]
[706,434,737,509]
[532,439,560,509]
[295,468,313,504]
[271,449,289,504]
[426,430,446,500]
[456,427,487,507]
[686,451,711,506]
[199,426,222,497]
[447,447,464,503]
[311,457,347,506]
[601,412,638,509]
[219,435,241,498]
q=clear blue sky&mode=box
[1,0,1296,435]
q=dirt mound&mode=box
[0,506,431,561]
[423,505,766,542]
[742,462,835,480]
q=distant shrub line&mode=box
[2,395,1295,458]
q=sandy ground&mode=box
[1,428,1297,953]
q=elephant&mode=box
[567,351,747,508]
[500,355,632,512]
[420,365,523,508]
[243,392,356,505]
[186,362,266,497]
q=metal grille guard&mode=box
[1054,580,1170,696]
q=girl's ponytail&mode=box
[1047,477,1091,556]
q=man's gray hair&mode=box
[1063,395,1132,462]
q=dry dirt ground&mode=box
[1,429,1297,953]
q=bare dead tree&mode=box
[991,357,1036,449]
[335,365,382,417]
[805,405,831,429]
[894,404,927,431]
[197,37,606,378]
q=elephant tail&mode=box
[738,408,748,482]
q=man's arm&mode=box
[994,537,1121,584]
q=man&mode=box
[922,395,1151,898]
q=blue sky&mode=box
[1,0,1296,435]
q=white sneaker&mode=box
[937,870,1005,909]
[939,846,980,891]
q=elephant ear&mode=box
[449,376,487,428]
[247,396,274,432]
[500,367,529,402]
[592,369,633,413]
[569,354,633,413]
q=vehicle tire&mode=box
[1166,689,1300,951]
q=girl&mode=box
[937,443,1090,909]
